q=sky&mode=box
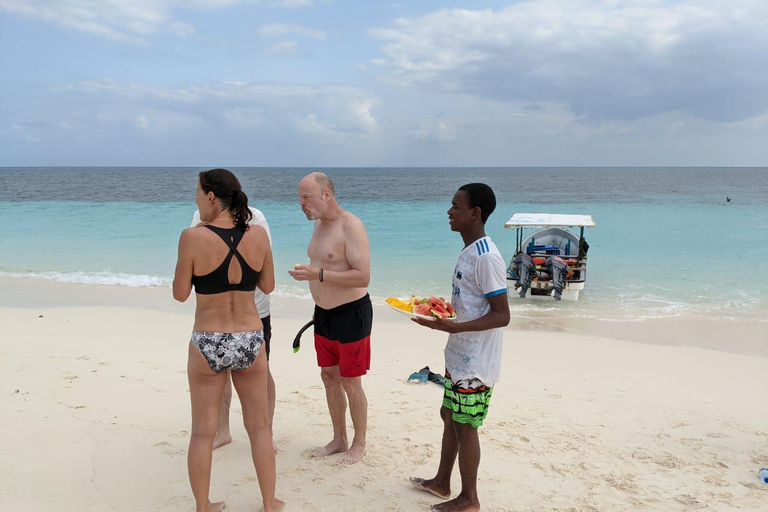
[1,0,767,167]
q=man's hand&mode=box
[288,264,321,282]
[411,316,457,333]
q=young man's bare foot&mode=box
[212,432,232,450]
[258,498,285,512]
[408,476,451,499]
[309,439,348,458]
[431,495,480,512]
[199,500,225,512]
[339,443,366,465]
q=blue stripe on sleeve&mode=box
[485,288,507,298]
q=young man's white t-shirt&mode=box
[444,235,507,386]
[190,207,272,318]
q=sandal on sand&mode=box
[408,366,430,384]
[426,369,445,386]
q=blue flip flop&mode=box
[408,366,430,384]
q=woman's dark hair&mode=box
[458,183,497,224]
[198,168,253,231]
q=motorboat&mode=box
[504,213,595,301]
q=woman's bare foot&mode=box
[309,439,348,458]
[340,443,366,465]
[409,476,451,499]
[431,495,480,512]
[212,432,232,450]
[259,498,285,512]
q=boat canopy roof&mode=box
[504,213,596,229]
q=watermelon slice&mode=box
[414,303,432,316]
[429,308,448,319]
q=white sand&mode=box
[1,285,767,511]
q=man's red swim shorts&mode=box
[313,294,372,378]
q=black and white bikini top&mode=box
[192,225,260,295]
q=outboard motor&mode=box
[512,253,536,298]
[544,256,569,301]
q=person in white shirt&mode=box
[191,206,277,451]
[409,183,510,512]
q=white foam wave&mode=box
[0,270,173,287]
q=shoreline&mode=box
[2,276,766,358]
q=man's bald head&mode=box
[302,172,335,196]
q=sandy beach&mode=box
[1,280,767,511]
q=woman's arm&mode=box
[173,229,195,302]
[254,227,275,295]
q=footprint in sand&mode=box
[98,362,111,366]
[673,494,701,506]
[230,476,256,487]
[706,432,730,439]
[704,474,728,487]
[76,356,91,360]
[64,375,79,381]
[154,441,171,447]
[170,430,189,438]
[165,449,186,457]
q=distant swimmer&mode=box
[726,197,731,202]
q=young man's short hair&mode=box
[459,183,497,224]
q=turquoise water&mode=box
[1,167,767,321]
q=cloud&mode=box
[258,23,326,40]
[412,116,455,142]
[262,40,301,56]
[167,21,195,38]
[370,0,768,122]
[271,0,313,8]
[0,0,257,44]
[41,78,379,137]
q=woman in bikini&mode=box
[173,168,284,512]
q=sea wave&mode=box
[0,270,173,287]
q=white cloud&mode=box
[272,0,313,8]
[258,23,326,40]
[370,0,768,122]
[0,0,258,44]
[412,117,455,142]
[167,21,195,38]
[51,78,379,138]
[134,115,151,130]
[262,40,301,56]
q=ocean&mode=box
[1,167,767,322]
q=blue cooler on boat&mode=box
[527,243,561,255]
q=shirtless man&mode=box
[288,172,372,465]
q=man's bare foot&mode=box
[431,495,480,512]
[309,439,348,458]
[409,476,451,499]
[199,500,225,512]
[212,432,232,450]
[339,443,366,465]
[258,498,285,512]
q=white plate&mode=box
[386,301,456,322]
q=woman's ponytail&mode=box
[198,169,253,231]
[231,189,252,232]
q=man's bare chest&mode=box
[308,227,345,263]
